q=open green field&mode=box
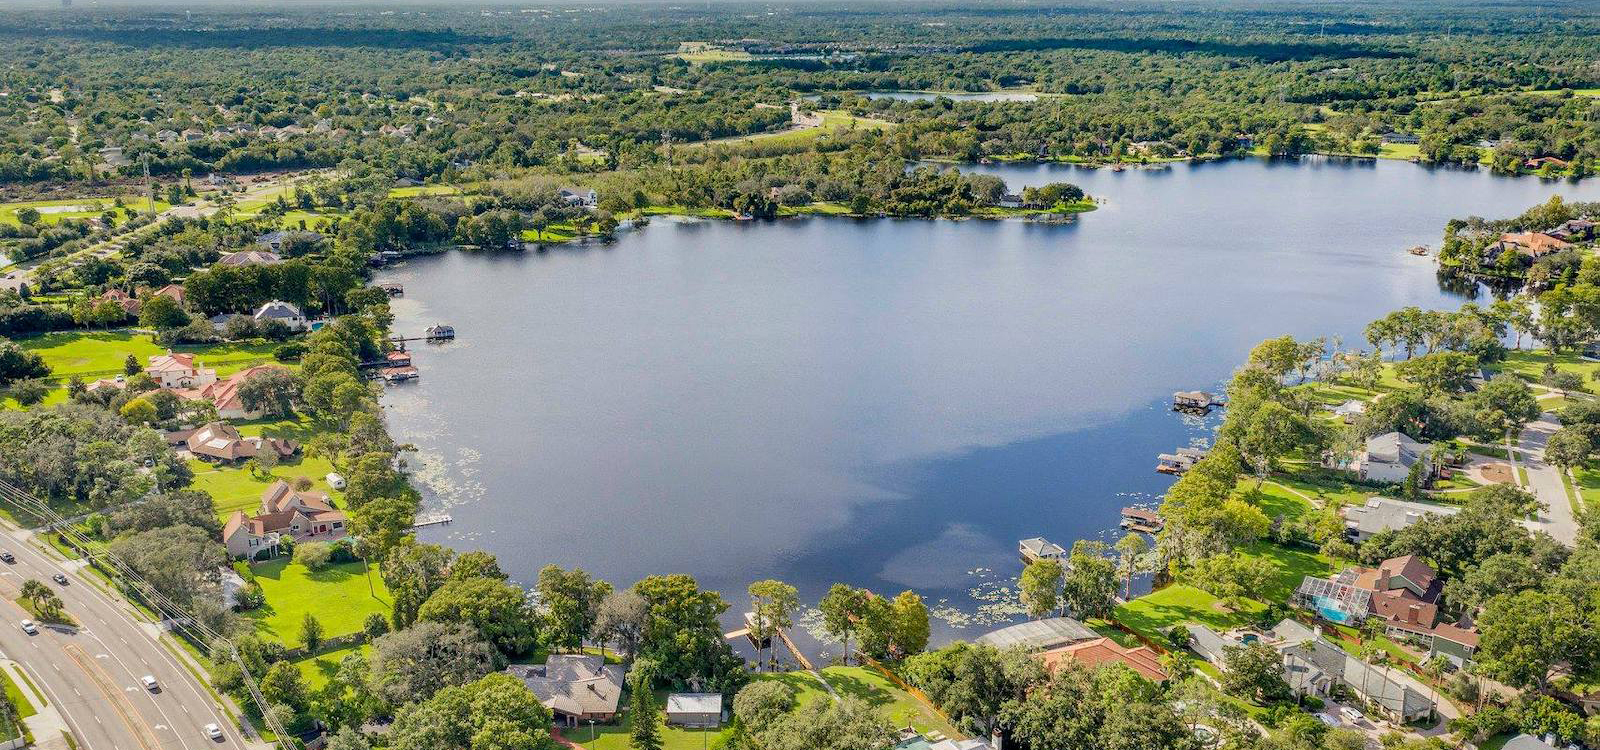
[242,558,389,647]
[18,331,278,380]
[1113,543,1331,642]
[1377,142,1421,160]
[187,454,341,520]
[294,644,370,691]
[690,109,894,149]
[0,196,170,228]
[388,185,461,198]
[1114,584,1262,643]
[822,666,961,739]
[1263,469,1379,511]
[1573,466,1600,513]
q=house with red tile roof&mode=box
[181,364,291,419]
[1037,637,1168,683]
[171,421,297,464]
[221,480,347,559]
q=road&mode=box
[0,527,249,750]
[1516,412,1580,546]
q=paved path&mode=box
[1516,413,1580,546]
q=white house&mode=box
[146,351,217,389]
[1357,431,1430,484]
[253,300,308,332]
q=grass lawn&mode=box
[388,185,461,198]
[1266,468,1377,511]
[822,666,962,739]
[187,454,342,520]
[18,331,278,380]
[294,644,370,691]
[0,669,37,718]
[1377,142,1421,161]
[1114,584,1262,643]
[0,196,170,228]
[1237,480,1314,520]
[1497,350,1594,383]
[241,558,390,647]
[1573,466,1600,513]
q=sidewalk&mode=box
[3,659,71,750]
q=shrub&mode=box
[274,342,308,361]
[295,541,333,570]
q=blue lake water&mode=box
[380,157,1600,649]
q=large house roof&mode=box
[197,364,287,413]
[976,617,1097,652]
[505,655,626,718]
[217,250,282,267]
[1343,497,1458,537]
[1365,431,1427,468]
[148,351,200,373]
[254,300,303,321]
[1038,638,1167,682]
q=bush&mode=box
[295,541,333,570]
[274,342,308,362]
[235,581,266,610]
[329,539,359,564]
[1303,696,1324,711]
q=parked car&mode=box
[141,675,159,691]
[1340,706,1364,723]
[19,620,37,635]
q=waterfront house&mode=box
[1120,507,1164,533]
[558,187,598,208]
[1380,131,1421,144]
[976,617,1097,653]
[97,288,142,316]
[1037,637,1168,683]
[1296,556,1478,665]
[1355,432,1430,484]
[426,324,455,340]
[147,351,217,389]
[254,300,308,332]
[665,693,723,728]
[384,350,413,367]
[892,731,993,750]
[1173,391,1216,409]
[504,655,626,727]
[221,479,347,558]
[1496,231,1572,259]
[1548,218,1596,243]
[1342,497,1458,543]
[1156,447,1206,475]
[173,421,297,464]
[1525,157,1570,171]
[1018,537,1065,564]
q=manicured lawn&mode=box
[294,644,370,691]
[822,666,962,739]
[18,331,278,380]
[1266,468,1377,510]
[1237,480,1314,520]
[1497,350,1595,383]
[388,185,461,197]
[0,196,169,227]
[1243,542,1334,603]
[187,455,342,520]
[1573,466,1600,513]
[0,669,37,718]
[241,558,390,647]
[1114,584,1262,643]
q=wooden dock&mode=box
[724,625,814,671]
[410,515,452,530]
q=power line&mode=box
[0,478,294,748]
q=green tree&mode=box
[418,576,539,657]
[629,672,663,750]
[299,612,325,652]
[261,661,310,714]
[747,579,799,669]
[138,294,190,330]
[1114,533,1149,600]
[819,584,868,664]
[1019,558,1064,619]
[889,590,930,658]
[1219,642,1291,704]
[536,565,611,653]
[123,353,142,376]
[1062,541,1118,619]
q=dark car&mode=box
[51,574,67,585]
[0,551,14,564]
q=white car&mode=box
[141,675,159,691]
[204,723,223,741]
[1340,706,1364,723]
[19,620,36,635]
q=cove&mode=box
[379,157,1600,647]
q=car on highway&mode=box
[51,573,67,585]
[0,551,14,564]
[19,620,37,635]
[141,675,159,692]
[204,723,223,741]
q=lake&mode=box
[380,157,1600,652]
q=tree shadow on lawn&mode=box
[819,670,893,708]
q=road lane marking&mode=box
[63,643,158,750]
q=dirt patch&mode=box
[1480,463,1513,484]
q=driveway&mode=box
[1517,413,1579,546]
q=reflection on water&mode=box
[381,158,1600,644]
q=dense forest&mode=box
[2,0,1598,193]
